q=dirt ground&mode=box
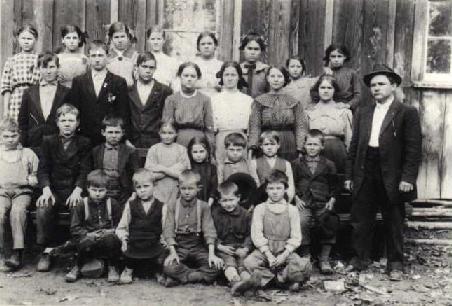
[0,244,451,306]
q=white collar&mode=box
[375,95,394,109]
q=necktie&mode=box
[245,63,256,95]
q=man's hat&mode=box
[363,64,402,87]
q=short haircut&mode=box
[259,131,280,145]
[177,62,202,79]
[87,169,109,188]
[311,74,341,100]
[136,52,156,66]
[56,103,79,120]
[179,169,201,185]
[38,52,60,68]
[146,26,166,39]
[108,22,134,41]
[218,181,240,197]
[216,61,247,89]
[61,24,87,47]
[265,169,289,188]
[323,44,351,65]
[239,32,266,52]
[305,129,325,145]
[285,56,307,75]
[196,32,218,51]
[88,40,108,54]
[187,135,211,163]
[159,120,177,132]
[102,115,125,130]
[0,118,20,134]
[224,132,247,149]
[132,168,154,185]
[15,23,38,39]
[265,66,290,88]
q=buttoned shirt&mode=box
[39,81,57,120]
[305,156,320,174]
[368,96,394,147]
[103,144,119,178]
[92,70,107,97]
[137,81,154,106]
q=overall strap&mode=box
[174,198,181,231]
[107,198,112,221]
[196,200,202,233]
[83,197,90,221]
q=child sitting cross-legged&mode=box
[162,169,223,287]
[65,170,122,283]
[238,170,311,294]
[211,181,253,296]
[115,168,167,284]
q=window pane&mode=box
[426,39,451,73]
[429,1,452,36]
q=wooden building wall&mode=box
[0,0,451,199]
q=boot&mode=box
[231,272,261,296]
[319,261,333,274]
[119,268,133,284]
[37,253,51,272]
[107,265,120,283]
[5,250,22,270]
[0,255,12,272]
[65,265,80,283]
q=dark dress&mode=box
[191,162,218,202]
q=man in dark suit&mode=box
[19,52,69,153]
[128,52,173,149]
[344,65,422,280]
[66,40,130,146]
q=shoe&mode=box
[164,276,179,287]
[255,289,272,302]
[5,251,21,270]
[389,270,403,281]
[107,265,120,283]
[231,272,260,296]
[320,261,333,275]
[156,273,166,286]
[288,282,300,292]
[119,268,133,284]
[65,266,80,283]
[0,258,12,272]
[37,253,51,272]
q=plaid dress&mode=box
[1,53,40,121]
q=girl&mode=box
[146,26,179,87]
[311,44,361,111]
[306,74,352,174]
[211,61,252,163]
[162,62,214,149]
[248,66,308,161]
[0,119,39,271]
[282,56,317,110]
[1,24,40,121]
[107,22,138,87]
[144,121,190,204]
[57,25,88,88]
[239,32,269,98]
[187,136,217,206]
[192,32,223,97]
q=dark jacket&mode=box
[345,99,422,203]
[211,204,252,248]
[18,84,69,149]
[65,70,130,146]
[88,143,140,204]
[128,81,173,148]
[38,134,92,191]
[292,156,338,207]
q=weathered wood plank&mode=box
[218,0,235,61]
[289,0,300,57]
[416,91,446,199]
[145,0,158,34]
[385,0,396,68]
[111,0,119,23]
[406,221,452,230]
[323,0,333,49]
[33,0,54,53]
[394,0,415,87]
[406,239,452,246]
[135,0,147,52]
[410,0,428,82]
[53,0,85,51]
[86,0,111,41]
[440,91,452,198]
[0,0,15,118]
[412,199,452,206]
[232,0,242,62]
[268,0,291,66]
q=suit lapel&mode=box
[361,105,376,145]
[28,86,45,122]
[98,72,112,102]
[129,84,144,109]
[118,144,128,172]
[312,157,327,178]
[144,82,161,109]
[84,71,98,101]
[96,144,106,169]
[379,100,402,136]
[47,85,66,122]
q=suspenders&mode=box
[83,197,112,224]
[174,198,202,234]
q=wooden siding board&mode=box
[411,0,428,82]
[0,0,15,117]
[33,0,54,53]
[440,91,452,198]
[53,0,85,51]
[394,0,415,87]
[218,0,235,61]
[145,0,158,32]
[268,0,291,66]
[289,0,300,57]
[86,0,111,41]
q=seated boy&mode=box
[36,103,92,272]
[163,170,223,286]
[65,170,122,282]
[116,168,167,284]
[18,52,69,155]
[240,170,311,294]
[0,119,39,271]
[88,115,139,207]
[217,133,259,185]
[292,129,339,274]
[211,181,252,295]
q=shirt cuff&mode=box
[259,245,269,254]
[205,237,215,246]
[165,238,176,246]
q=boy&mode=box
[18,52,69,154]
[240,170,311,293]
[65,40,130,146]
[249,131,295,202]
[217,133,259,185]
[292,129,339,274]
[36,103,91,272]
[163,170,223,286]
[116,168,167,284]
[211,181,252,295]
[65,170,122,283]
[88,115,139,206]
[0,119,39,271]
[128,52,173,149]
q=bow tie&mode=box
[305,156,320,162]
[244,63,256,70]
